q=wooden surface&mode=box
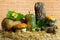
[0,0,60,30]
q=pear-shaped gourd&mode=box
[1,18,21,31]
[25,14,36,31]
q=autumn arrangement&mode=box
[1,2,57,34]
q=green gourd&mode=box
[6,11,25,21]
[25,13,36,31]
[37,17,46,30]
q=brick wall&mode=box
[0,0,60,30]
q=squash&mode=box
[15,23,27,29]
[6,11,25,21]
[45,16,56,26]
[37,17,46,30]
[1,18,21,31]
[25,14,36,31]
[14,23,27,32]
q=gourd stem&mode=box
[29,11,30,14]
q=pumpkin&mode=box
[15,23,27,29]
[14,23,27,32]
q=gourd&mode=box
[25,13,36,31]
[14,23,27,32]
[34,2,46,23]
[34,2,46,30]
[37,17,46,30]
[1,18,21,31]
[6,11,25,21]
[45,16,56,26]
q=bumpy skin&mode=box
[46,27,56,34]
[45,25,57,34]
[34,2,57,34]
[25,14,36,31]
[34,2,46,22]
[45,17,58,34]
